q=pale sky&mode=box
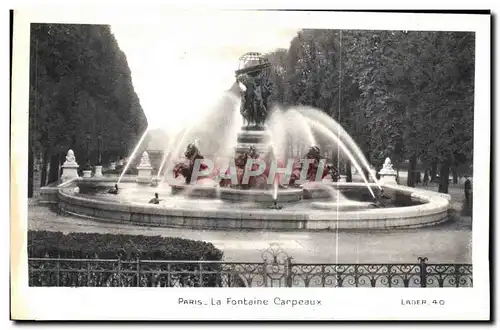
[111,17,298,133]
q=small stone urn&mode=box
[82,170,92,178]
[94,165,103,177]
[60,149,79,182]
[117,159,124,166]
[109,162,116,170]
[136,151,153,184]
[378,157,397,184]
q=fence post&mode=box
[117,259,122,287]
[167,263,171,287]
[86,260,90,287]
[136,258,140,287]
[199,263,204,287]
[418,257,428,288]
[285,257,293,287]
[262,259,268,287]
[56,259,61,287]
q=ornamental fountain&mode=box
[168,53,343,205]
[50,52,452,230]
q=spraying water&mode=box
[267,108,288,159]
[298,107,381,189]
[155,136,177,180]
[213,95,243,159]
[304,182,349,202]
[156,128,190,180]
[305,118,376,199]
[272,178,279,201]
[286,109,317,147]
[117,127,150,184]
[268,107,317,160]
[158,92,240,182]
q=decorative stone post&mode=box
[94,165,103,177]
[378,157,397,184]
[117,158,124,166]
[109,162,116,170]
[136,151,153,184]
[60,149,79,182]
[82,169,92,178]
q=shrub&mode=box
[28,230,223,261]
[28,231,225,287]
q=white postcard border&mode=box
[10,9,490,321]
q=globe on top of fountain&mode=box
[235,52,271,76]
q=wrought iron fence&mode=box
[28,245,472,288]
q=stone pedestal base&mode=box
[219,187,303,203]
[234,127,271,156]
[137,166,153,184]
[109,162,116,170]
[61,164,79,182]
[117,159,124,166]
[82,170,92,178]
[94,165,103,177]
[378,170,397,184]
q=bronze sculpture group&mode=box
[171,53,339,190]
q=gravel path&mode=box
[28,202,472,264]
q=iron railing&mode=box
[28,244,472,288]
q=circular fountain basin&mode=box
[311,201,375,212]
[55,178,451,231]
[77,175,137,193]
[219,187,303,203]
[170,183,218,198]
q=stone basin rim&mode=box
[57,181,450,226]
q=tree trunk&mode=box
[40,150,49,187]
[48,153,60,183]
[346,160,352,182]
[452,167,458,184]
[362,151,370,182]
[430,159,438,182]
[58,153,63,178]
[28,147,34,198]
[438,158,451,193]
[407,155,417,187]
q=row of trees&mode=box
[28,24,148,196]
[265,29,475,193]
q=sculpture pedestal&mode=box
[378,169,397,184]
[61,164,79,182]
[109,162,116,170]
[82,170,92,178]
[136,166,153,184]
[234,127,271,156]
[94,165,103,177]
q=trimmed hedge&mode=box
[28,231,226,287]
[28,230,223,261]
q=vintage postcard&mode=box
[10,8,490,321]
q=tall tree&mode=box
[29,23,147,192]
